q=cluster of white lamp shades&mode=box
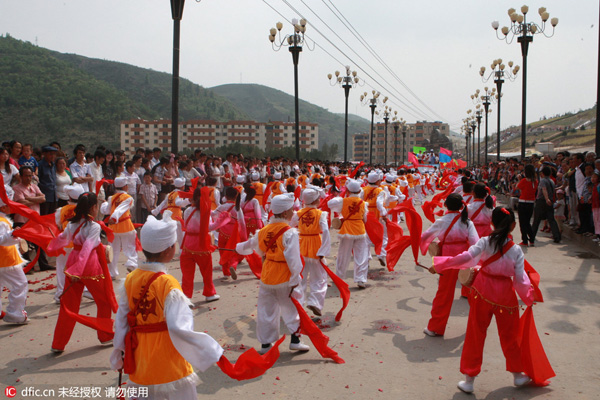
[491,6,558,34]
[269,18,307,44]
[327,67,359,85]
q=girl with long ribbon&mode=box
[48,192,117,353]
[431,207,553,393]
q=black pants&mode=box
[518,202,535,245]
[579,203,594,233]
[40,201,57,216]
[531,199,561,242]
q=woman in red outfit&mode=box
[47,193,117,353]
[515,165,538,246]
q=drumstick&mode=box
[416,262,440,275]
[217,248,237,252]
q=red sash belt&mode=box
[479,269,512,281]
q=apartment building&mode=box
[120,119,319,156]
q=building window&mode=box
[125,139,129,143]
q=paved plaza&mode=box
[1,199,599,400]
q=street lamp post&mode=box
[269,19,310,161]
[360,91,388,165]
[328,66,360,163]
[493,6,558,159]
[170,0,185,155]
[472,88,495,164]
[475,110,482,165]
[402,126,407,165]
[393,121,399,167]
[480,59,519,161]
[470,119,477,166]
[377,107,395,166]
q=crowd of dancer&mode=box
[0,142,557,398]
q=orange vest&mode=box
[339,197,366,236]
[108,193,135,233]
[271,182,284,196]
[285,177,296,188]
[0,216,23,268]
[258,222,291,285]
[59,204,77,249]
[339,176,348,187]
[124,270,194,386]
[406,175,415,188]
[166,191,183,220]
[208,187,218,211]
[252,182,265,205]
[297,175,308,189]
[297,208,322,259]
[386,184,398,209]
[233,184,244,195]
[363,185,383,219]
[311,173,322,182]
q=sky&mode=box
[1,0,598,135]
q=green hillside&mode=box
[209,83,371,156]
[0,35,246,150]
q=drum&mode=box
[18,239,28,254]
[105,245,113,264]
[428,241,440,257]
[331,217,342,230]
[458,267,476,287]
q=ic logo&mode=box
[5,386,16,398]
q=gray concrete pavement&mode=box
[1,200,599,400]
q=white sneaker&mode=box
[3,311,28,324]
[423,327,440,337]
[258,344,272,355]
[289,341,310,352]
[357,281,366,289]
[457,375,475,393]
[205,294,220,302]
[513,372,531,387]
[126,265,136,273]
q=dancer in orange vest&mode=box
[101,177,138,277]
[290,188,331,316]
[420,193,479,337]
[363,171,388,266]
[48,192,117,352]
[0,187,29,324]
[432,207,535,393]
[153,178,189,250]
[236,193,310,354]
[110,212,223,399]
[328,179,370,288]
[53,184,84,303]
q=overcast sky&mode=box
[2,0,598,134]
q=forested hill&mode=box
[0,35,246,150]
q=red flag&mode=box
[349,162,364,178]
[294,185,302,202]
[319,260,350,322]
[365,213,384,254]
[262,182,274,208]
[439,147,453,156]
[384,219,411,271]
[518,306,555,386]
[290,297,345,364]
[408,152,420,167]
[217,335,285,381]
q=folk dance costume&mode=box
[53,185,84,302]
[0,190,29,324]
[328,179,370,288]
[242,193,264,237]
[181,199,219,301]
[382,174,405,223]
[101,177,138,277]
[290,189,331,316]
[363,171,388,266]
[110,215,223,400]
[420,211,479,336]
[235,193,310,354]
[250,172,268,225]
[433,237,537,392]
[153,178,190,249]
[213,200,244,279]
[48,211,117,352]
[468,200,493,237]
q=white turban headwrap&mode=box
[367,171,380,184]
[173,177,186,188]
[140,210,177,254]
[114,177,128,188]
[236,175,246,184]
[273,172,282,180]
[64,184,84,201]
[346,179,361,193]
[302,188,320,205]
[251,172,260,181]
[270,193,295,214]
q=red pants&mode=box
[52,276,113,350]
[427,269,460,335]
[180,251,216,298]
[218,233,242,276]
[460,295,522,377]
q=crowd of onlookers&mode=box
[465,150,600,247]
